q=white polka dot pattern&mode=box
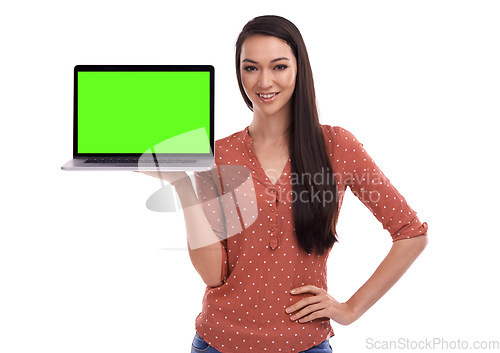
[191,124,428,353]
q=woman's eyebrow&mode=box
[271,57,290,63]
[242,57,290,64]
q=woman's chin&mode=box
[254,103,287,118]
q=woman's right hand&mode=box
[136,170,190,186]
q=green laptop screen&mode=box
[77,71,211,153]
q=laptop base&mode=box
[61,157,214,171]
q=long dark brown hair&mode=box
[235,15,339,255]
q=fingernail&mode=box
[290,289,296,293]
[285,307,291,313]
[291,315,296,320]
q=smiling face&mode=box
[240,35,297,119]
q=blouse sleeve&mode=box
[334,126,428,242]
[193,166,230,284]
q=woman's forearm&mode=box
[173,178,225,288]
[346,235,428,321]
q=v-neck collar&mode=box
[243,125,291,188]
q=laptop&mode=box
[61,65,214,171]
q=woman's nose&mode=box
[258,70,273,89]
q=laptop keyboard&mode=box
[84,158,198,164]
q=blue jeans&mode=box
[191,331,332,353]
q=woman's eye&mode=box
[244,66,257,72]
[274,64,288,70]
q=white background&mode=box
[1,0,499,352]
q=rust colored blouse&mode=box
[193,124,428,353]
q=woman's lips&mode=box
[257,92,280,103]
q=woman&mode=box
[144,15,429,353]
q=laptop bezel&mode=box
[73,65,215,159]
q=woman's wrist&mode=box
[172,176,192,191]
[336,300,361,326]
[172,178,200,209]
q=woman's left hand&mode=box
[285,285,357,326]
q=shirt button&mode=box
[270,189,275,193]
[271,209,274,212]
[271,228,274,232]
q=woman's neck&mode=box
[248,110,291,145]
